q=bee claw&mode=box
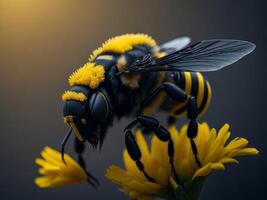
[86,172,100,188]
[61,152,67,165]
[87,179,98,188]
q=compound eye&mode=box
[89,92,109,123]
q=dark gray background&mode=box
[1,0,266,199]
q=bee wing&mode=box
[159,36,191,53]
[124,39,256,73]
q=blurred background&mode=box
[1,0,266,199]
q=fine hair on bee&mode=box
[60,33,255,186]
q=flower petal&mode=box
[220,157,239,164]
[136,130,149,158]
[35,146,87,188]
[228,148,259,157]
[35,176,54,188]
[105,165,130,185]
[192,163,212,180]
[192,162,224,180]
[105,123,259,200]
[123,150,144,181]
[211,162,225,170]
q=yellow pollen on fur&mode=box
[68,62,105,89]
[62,91,87,102]
[89,33,157,61]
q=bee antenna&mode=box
[61,128,72,164]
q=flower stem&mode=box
[160,177,206,200]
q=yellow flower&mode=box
[106,123,258,200]
[35,146,87,188]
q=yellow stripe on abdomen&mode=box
[170,72,211,118]
[196,72,205,108]
[199,81,212,116]
[169,72,192,116]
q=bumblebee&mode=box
[61,33,255,186]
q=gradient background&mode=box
[1,0,266,199]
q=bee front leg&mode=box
[75,138,99,188]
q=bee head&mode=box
[62,87,112,148]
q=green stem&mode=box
[160,177,206,200]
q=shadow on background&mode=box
[1,0,266,199]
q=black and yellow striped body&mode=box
[143,71,212,118]
[63,34,212,132]
[60,34,255,182]
[171,71,211,117]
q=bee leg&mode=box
[124,114,181,184]
[141,82,202,167]
[135,115,181,185]
[186,97,202,167]
[124,130,155,182]
[124,82,189,183]
[75,138,100,187]
[140,82,187,111]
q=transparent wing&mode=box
[159,36,191,53]
[125,39,256,73]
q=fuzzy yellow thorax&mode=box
[68,62,105,89]
[89,33,157,61]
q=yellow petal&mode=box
[136,130,149,158]
[201,128,217,164]
[105,165,130,185]
[35,158,50,167]
[35,176,53,188]
[43,146,61,161]
[169,176,179,190]
[154,167,168,186]
[35,146,87,188]
[192,162,224,180]
[225,138,248,152]
[175,125,194,172]
[39,165,61,174]
[217,124,230,142]
[211,162,225,170]
[123,150,143,181]
[123,149,136,172]
[41,151,62,166]
[203,125,229,164]
[105,122,259,199]
[223,131,231,145]
[192,163,212,180]
[126,180,161,194]
[169,125,179,143]
[220,157,239,164]
[228,148,259,157]
[150,135,169,174]
[196,123,210,152]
